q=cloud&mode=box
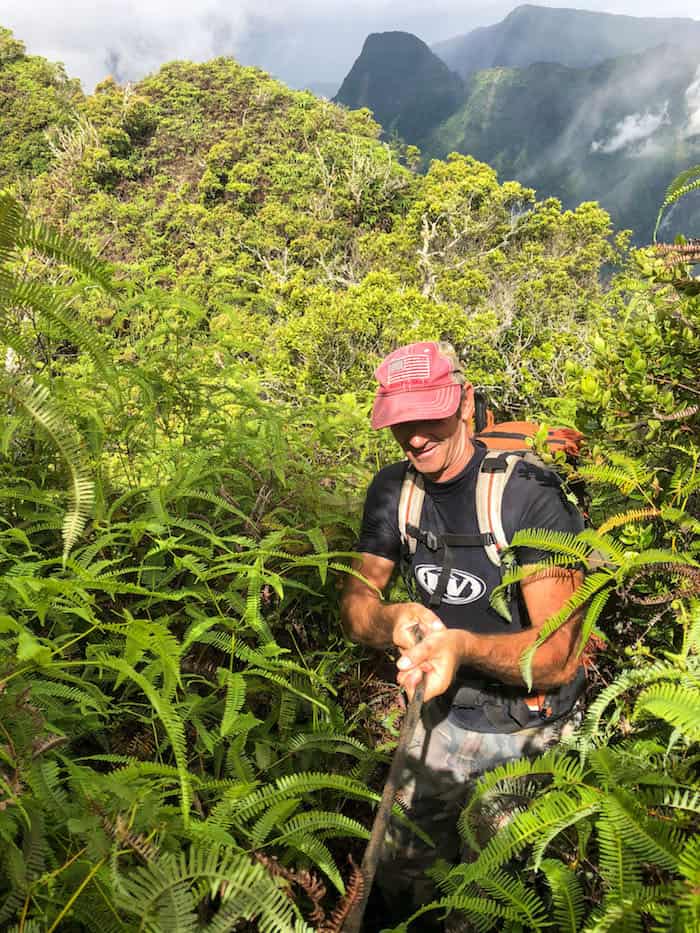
[0,0,490,90]
[683,65,700,138]
[1,0,699,92]
[591,104,670,154]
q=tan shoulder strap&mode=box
[476,452,522,566]
[398,465,425,555]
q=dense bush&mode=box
[0,38,698,930]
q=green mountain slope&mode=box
[424,43,700,240]
[32,57,414,303]
[0,27,83,190]
[334,32,463,146]
[433,3,700,77]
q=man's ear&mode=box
[460,384,475,424]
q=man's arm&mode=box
[341,552,444,649]
[397,568,584,701]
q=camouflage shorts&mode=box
[377,699,582,927]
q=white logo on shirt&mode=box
[414,564,486,605]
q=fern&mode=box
[116,846,307,932]
[540,859,585,933]
[677,836,700,930]
[633,683,700,742]
[4,375,94,560]
[218,670,247,738]
[597,508,661,536]
[519,570,613,688]
[654,164,700,241]
[478,869,548,932]
[94,656,193,825]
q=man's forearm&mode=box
[341,585,442,650]
[340,586,399,648]
[456,623,580,690]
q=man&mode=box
[341,341,586,925]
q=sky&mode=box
[1,0,699,94]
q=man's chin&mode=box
[409,455,444,479]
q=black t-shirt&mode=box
[357,441,585,730]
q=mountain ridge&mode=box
[432,4,700,77]
[334,7,700,241]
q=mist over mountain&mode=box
[433,4,700,77]
[334,32,463,144]
[335,7,700,241]
[429,44,700,239]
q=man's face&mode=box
[390,397,472,482]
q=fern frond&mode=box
[457,790,599,885]
[577,463,653,496]
[576,587,610,662]
[578,661,691,752]
[4,374,94,559]
[117,847,306,933]
[209,772,380,830]
[404,893,521,929]
[478,869,548,931]
[0,190,25,261]
[654,164,700,241]
[249,799,302,848]
[458,751,585,852]
[94,656,192,825]
[677,835,700,930]
[219,670,247,738]
[627,548,698,570]
[633,683,700,742]
[246,668,330,712]
[595,813,641,897]
[531,798,598,872]
[509,528,592,560]
[603,788,683,873]
[597,508,661,536]
[539,859,585,933]
[280,830,347,894]
[287,732,371,758]
[9,278,116,387]
[16,214,114,293]
[274,810,370,845]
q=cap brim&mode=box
[371,383,461,430]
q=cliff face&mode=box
[432,4,700,77]
[334,31,463,145]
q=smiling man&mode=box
[341,340,587,926]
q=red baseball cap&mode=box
[371,341,467,429]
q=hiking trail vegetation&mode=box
[0,24,698,931]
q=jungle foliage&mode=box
[0,27,698,931]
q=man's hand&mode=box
[391,603,443,651]
[394,620,466,703]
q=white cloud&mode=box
[591,104,670,154]
[1,1,699,91]
[683,65,700,138]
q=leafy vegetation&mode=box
[0,28,82,192]
[0,27,698,930]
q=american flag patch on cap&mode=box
[387,354,430,385]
